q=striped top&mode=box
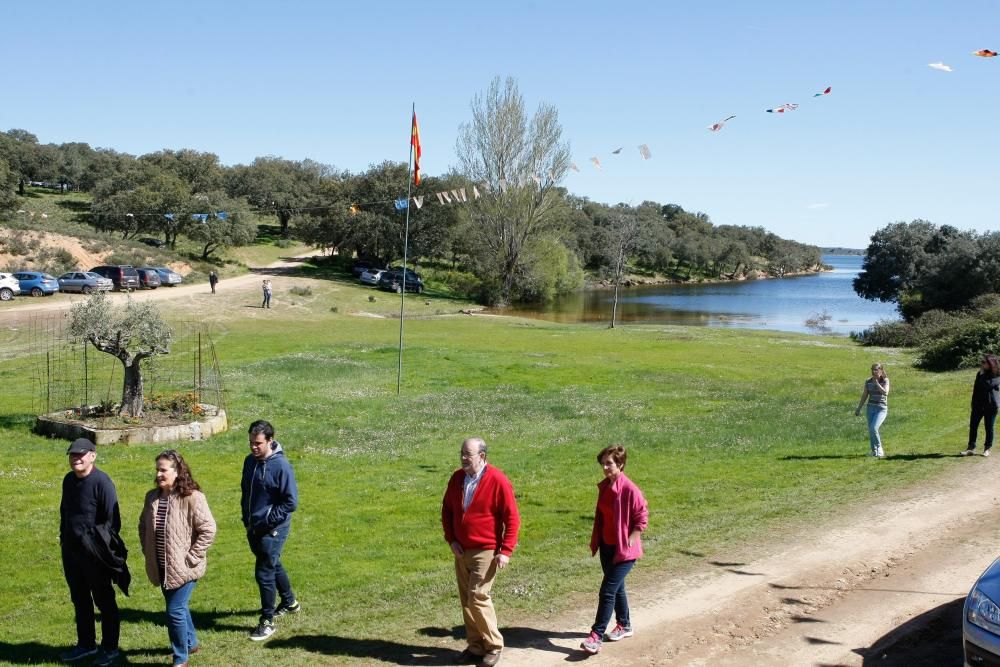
[865,378,889,407]
[154,495,169,580]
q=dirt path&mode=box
[0,253,316,320]
[498,459,997,666]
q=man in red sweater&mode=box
[442,437,520,666]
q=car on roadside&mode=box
[142,266,183,286]
[0,272,20,301]
[964,557,1000,664]
[137,268,161,289]
[89,265,140,291]
[359,268,386,286]
[377,267,424,294]
[57,271,114,294]
[13,271,60,296]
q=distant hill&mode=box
[820,247,864,256]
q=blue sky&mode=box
[3,0,998,247]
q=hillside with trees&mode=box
[0,79,823,306]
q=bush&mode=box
[918,321,1000,371]
[851,319,916,347]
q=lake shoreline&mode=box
[585,264,833,290]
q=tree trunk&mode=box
[120,360,144,417]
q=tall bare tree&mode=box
[609,212,642,329]
[456,76,571,305]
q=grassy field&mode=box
[0,272,974,665]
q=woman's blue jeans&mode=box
[162,580,198,665]
[867,404,887,453]
[592,543,635,636]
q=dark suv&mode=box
[377,267,424,293]
[90,265,141,291]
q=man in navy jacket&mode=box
[241,420,300,641]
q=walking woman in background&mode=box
[962,354,1000,457]
[855,363,890,458]
[581,445,649,656]
[138,450,216,667]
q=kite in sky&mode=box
[813,86,832,97]
[766,103,798,113]
[708,115,736,131]
[973,49,998,57]
[928,62,954,72]
[590,157,601,170]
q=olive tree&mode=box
[68,293,173,417]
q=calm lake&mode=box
[502,255,899,335]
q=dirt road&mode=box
[497,459,997,666]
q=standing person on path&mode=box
[208,271,218,294]
[441,437,520,667]
[241,420,300,642]
[261,279,272,309]
[962,354,1000,457]
[59,438,130,666]
[581,445,649,656]
[855,363,890,458]
[138,450,216,667]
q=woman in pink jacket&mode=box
[581,445,649,655]
[138,450,216,667]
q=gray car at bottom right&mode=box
[964,556,1000,665]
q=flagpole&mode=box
[397,103,415,395]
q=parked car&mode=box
[139,237,166,248]
[137,268,161,289]
[141,266,182,286]
[0,272,20,301]
[377,267,424,293]
[13,271,60,296]
[89,265,140,291]
[360,268,386,286]
[964,556,1000,664]
[57,271,114,294]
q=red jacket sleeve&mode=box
[441,471,460,544]
[498,473,520,557]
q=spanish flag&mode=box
[411,111,422,187]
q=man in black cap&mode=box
[59,438,128,666]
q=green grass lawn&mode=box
[0,278,973,665]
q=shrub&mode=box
[917,321,1000,371]
[851,319,916,347]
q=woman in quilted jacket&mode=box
[139,450,216,667]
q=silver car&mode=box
[360,268,386,286]
[0,272,19,301]
[143,266,183,286]
[964,556,1000,663]
[57,271,114,294]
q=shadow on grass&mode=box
[118,607,257,633]
[779,453,962,461]
[267,633,459,666]
[853,596,964,666]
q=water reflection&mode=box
[498,255,899,335]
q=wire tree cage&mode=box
[27,314,225,419]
